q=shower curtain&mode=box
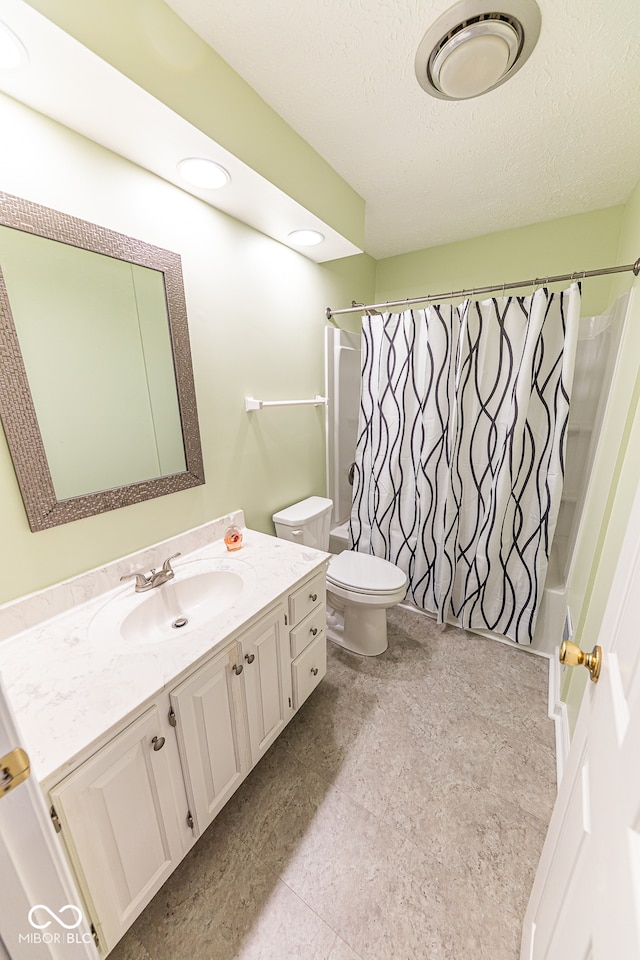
[350,284,581,644]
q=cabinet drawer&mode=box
[292,632,326,709]
[290,604,326,659]
[288,572,325,626]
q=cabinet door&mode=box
[50,705,189,952]
[170,641,245,836]
[239,604,293,767]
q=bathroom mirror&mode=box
[0,191,204,531]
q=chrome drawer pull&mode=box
[310,627,318,636]
[311,667,319,676]
[244,653,255,664]
[309,593,318,602]
[232,663,243,675]
[151,736,165,751]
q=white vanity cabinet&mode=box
[45,566,327,955]
[49,705,192,953]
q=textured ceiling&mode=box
[166,0,640,259]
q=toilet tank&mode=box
[272,496,333,551]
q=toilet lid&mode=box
[327,551,407,594]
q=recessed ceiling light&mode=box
[288,229,325,246]
[0,20,27,70]
[415,0,541,101]
[177,157,230,189]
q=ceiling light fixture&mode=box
[288,229,324,246]
[177,157,230,189]
[0,19,27,70]
[415,0,541,101]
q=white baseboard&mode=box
[547,648,570,789]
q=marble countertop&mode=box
[0,522,328,786]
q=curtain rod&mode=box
[325,257,640,320]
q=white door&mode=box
[521,475,640,958]
[0,678,97,960]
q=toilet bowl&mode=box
[272,497,407,656]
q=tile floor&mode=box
[110,606,557,960]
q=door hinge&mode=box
[90,923,100,949]
[0,747,30,798]
[50,805,62,833]
[288,697,292,708]
[284,614,288,626]
[168,707,177,728]
[186,810,194,830]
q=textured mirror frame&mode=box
[0,191,205,532]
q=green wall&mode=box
[25,0,364,249]
[375,206,625,318]
[0,93,375,604]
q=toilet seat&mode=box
[327,551,407,597]
[326,580,407,609]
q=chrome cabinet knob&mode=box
[232,663,243,675]
[244,653,255,664]
[310,627,318,636]
[151,736,165,751]
[309,593,318,602]
[311,667,319,676]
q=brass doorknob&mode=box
[559,640,602,683]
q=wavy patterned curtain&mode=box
[350,284,581,644]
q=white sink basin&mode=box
[120,571,243,644]
[91,560,253,645]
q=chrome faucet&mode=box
[120,553,181,593]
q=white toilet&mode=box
[272,496,407,656]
